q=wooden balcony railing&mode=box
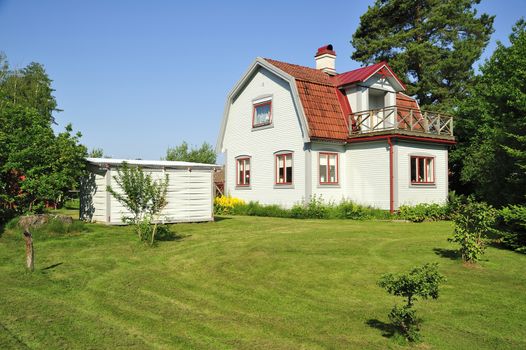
[349,106,454,137]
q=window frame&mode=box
[252,100,272,128]
[410,155,435,185]
[235,156,251,187]
[275,152,293,185]
[319,152,339,185]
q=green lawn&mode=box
[0,216,525,349]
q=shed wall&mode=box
[82,167,214,224]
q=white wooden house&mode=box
[80,158,220,224]
[217,45,455,212]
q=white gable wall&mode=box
[223,68,306,207]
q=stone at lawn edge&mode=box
[18,214,73,229]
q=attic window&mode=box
[253,101,272,127]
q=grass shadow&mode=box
[366,319,396,338]
[433,248,461,260]
[214,216,232,222]
[156,231,191,242]
[42,262,63,271]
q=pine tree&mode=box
[351,0,494,108]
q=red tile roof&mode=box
[265,58,349,141]
[263,58,414,141]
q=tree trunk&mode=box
[23,230,34,271]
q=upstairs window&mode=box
[411,156,434,184]
[236,157,250,186]
[275,153,293,185]
[319,153,338,184]
[253,101,272,127]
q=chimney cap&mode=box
[315,44,336,57]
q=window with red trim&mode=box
[410,156,434,184]
[252,101,272,127]
[275,153,292,184]
[319,153,338,184]
[236,157,250,186]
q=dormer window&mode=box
[252,99,272,127]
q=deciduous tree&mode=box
[165,141,216,164]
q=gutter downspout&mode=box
[387,137,394,214]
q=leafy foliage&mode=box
[0,54,59,122]
[496,205,526,253]
[0,55,87,223]
[165,141,216,164]
[214,196,390,220]
[452,20,526,205]
[378,263,445,341]
[449,198,497,262]
[398,203,449,222]
[351,0,494,108]
[106,163,168,245]
[88,148,105,158]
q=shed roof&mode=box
[86,158,221,170]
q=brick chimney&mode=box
[315,44,336,75]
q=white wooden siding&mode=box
[396,142,448,207]
[348,141,391,209]
[310,142,347,203]
[223,67,306,207]
[82,167,214,224]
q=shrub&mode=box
[215,196,391,220]
[107,162,169,245]
[497,205,526,253]
[290,195,328,219]
[214,196,246,215]
[449,198,497,263]
[378,263,446,342]
[398,203,448,223]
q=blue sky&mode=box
[1,0,524,160]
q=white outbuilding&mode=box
[80,158,221,225]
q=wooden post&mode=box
[409,109,413,130]
[23,230,34,271]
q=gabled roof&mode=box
[265,59,349,141]
[216,57,417,149]
[333,61,406,89]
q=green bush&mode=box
[378,263,446,342]
[215,196,391,220]
[449,198,497,263]
[398,203,448,223]
[290,196,329,219]
[497,205,526,253]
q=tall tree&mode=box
[165,141,216,164]
[451,20,526,206]
[0,54,59,122]
[351,0,494,108]
[0,55,87,220]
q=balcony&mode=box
[349,106,454,138]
